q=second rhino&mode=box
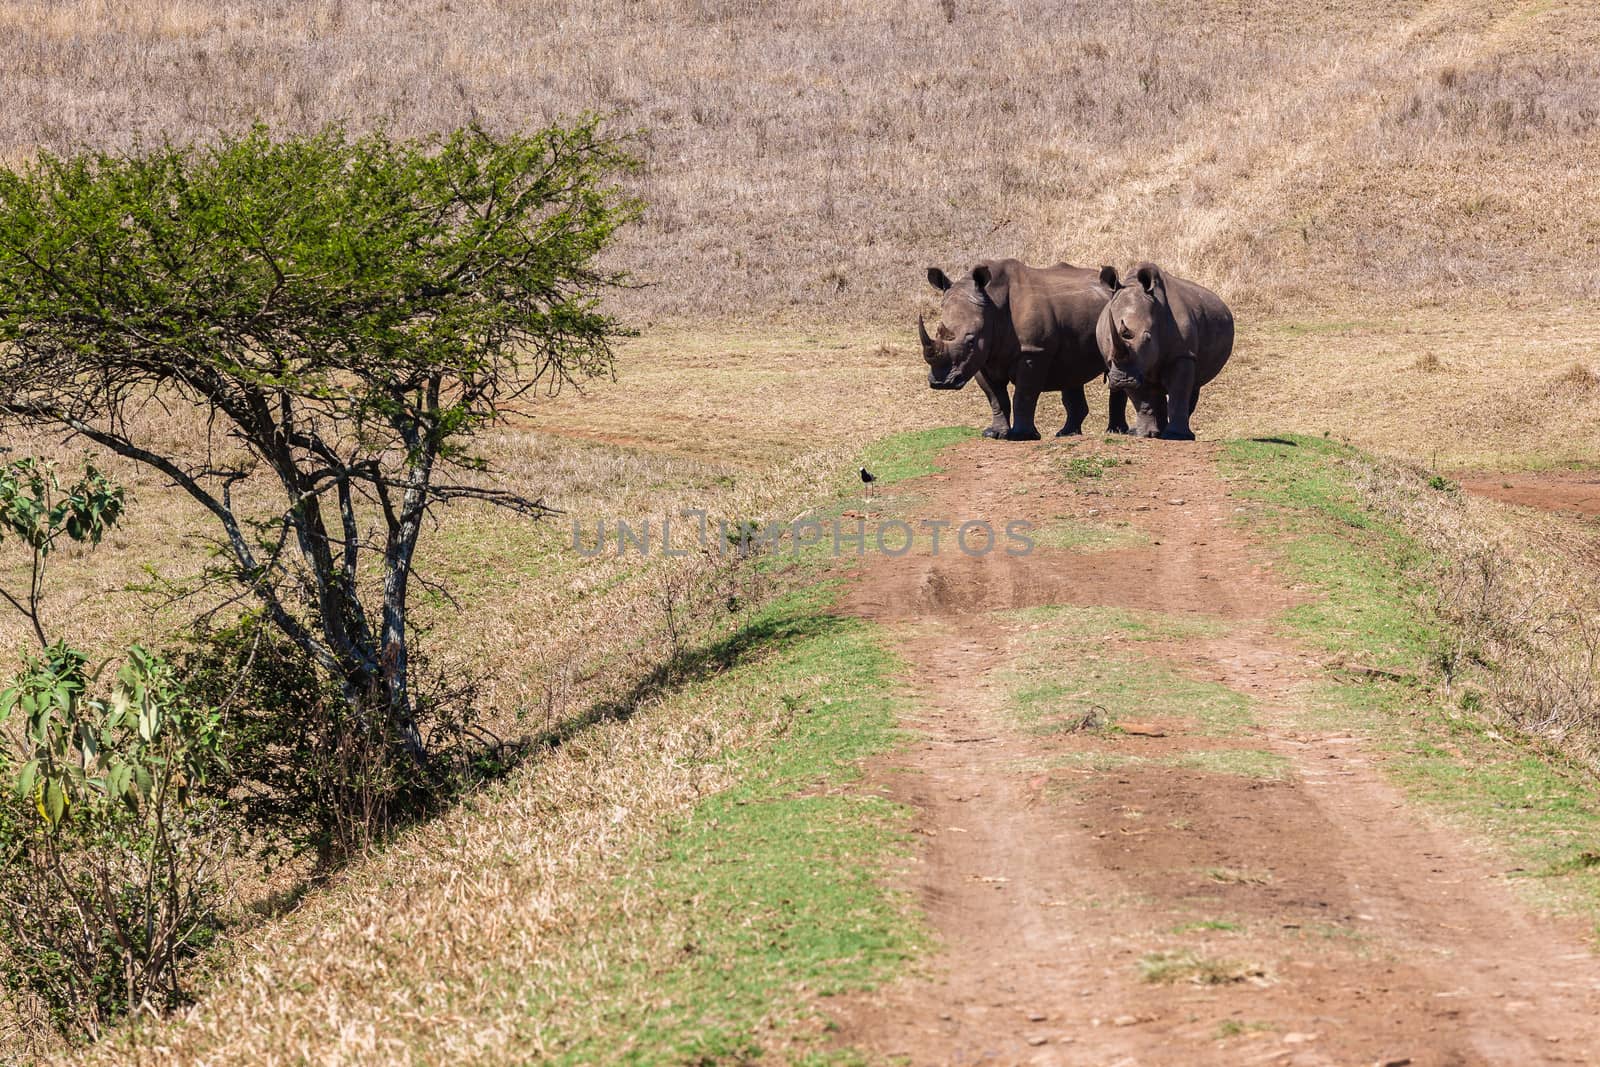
[1095,263,1234,441]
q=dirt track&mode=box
[828,438,1600,1066]
[1457,473,1600,521]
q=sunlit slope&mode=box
[3,0,1594,321]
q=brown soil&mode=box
[1457,472,1600,519]
[826,438,1600,1066]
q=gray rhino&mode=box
[919,259,1128,440]
[1095,263,1234,440]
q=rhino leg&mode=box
[1107,388,1131,434]
[1128,389,1163,438]
[975,371,1011,439]
[1158,360,1197,441]
[1056,385,1088,437]
[1004,385,1043,441]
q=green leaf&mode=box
[109,688,131,725]
[106,761,131,799]
[15,758,37,799]
[43,777,65,827]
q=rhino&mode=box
[918,259,1129,440]
[1094,263,1234,441]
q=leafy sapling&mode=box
[0,458,124,648]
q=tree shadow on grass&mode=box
[247,602,850,919]
[516,601,854,757]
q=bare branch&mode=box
[430,484,563,518]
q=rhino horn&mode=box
[918,314,939,363]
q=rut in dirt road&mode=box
[827,438,1600,1066]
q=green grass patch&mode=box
[858,425,976,486]
[1029,518,1149,552]
[1007,651,1253,738]
[1172,918,1242,934]
[778,425,975,573]
[1363,697,1600,906]
[1059,454,1123,480]
[1013,747,1287,788]
[1003,603,1224,642]
[1168,749,1292,781]
[1219,435,1435,670]
[532,588,923,1064]
[1011,750,1147,777]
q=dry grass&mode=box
[1204,303,1600,469]
[0,330,946,1059]
[1,0,1595,323]
[8,0,1590,469]
[1339,450,1600,775]
[0,328,945,677]
[1411,352,1446,373]
[0,387,877,1058]
[49,593,839,1065]
[1138,950,1269,987]
[1554,363,1600,392]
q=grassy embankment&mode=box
[55,429,965,1067]
[1222,435,1600,920]
[527,583,918,1065]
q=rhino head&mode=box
[919,265,1003,390]
[1098,263,1181,393]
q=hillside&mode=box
[3,0,1596,323]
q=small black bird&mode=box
[859,467,876,486]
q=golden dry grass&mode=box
[50,594,834,1066]
[1212,303,1600,469]
[1343,451,1600,774]
[1,0,1595,322]
[532,305,1600,473]
[0,405,860,1059]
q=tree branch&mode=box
[430,484,563,518]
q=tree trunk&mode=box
[378,424,438,770]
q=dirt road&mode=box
[828,437,1600,1066]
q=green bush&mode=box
[179,616,467,869]
[0,458,123,649]
[0,643,232,1040]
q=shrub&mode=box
[0,644,232,1040]
[0,458,124,649]
[179,616,480,869]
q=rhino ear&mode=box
[1099,265,1121,291]
[927,267,952,292]
[971,264,992,290]
[1135,262,1165,296]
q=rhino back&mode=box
[1002,262,1110,386]
[1164,274,1234,386]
